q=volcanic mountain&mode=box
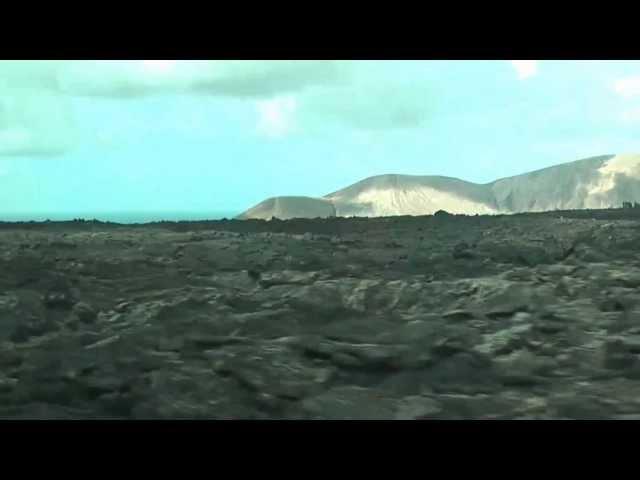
[237,154,640,219]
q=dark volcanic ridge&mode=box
[3,205,640,232]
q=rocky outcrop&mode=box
[3,212,640,418]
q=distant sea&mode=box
[0,211,241,224]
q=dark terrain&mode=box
[3,208,640,419]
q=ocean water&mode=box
[0,211,241,224]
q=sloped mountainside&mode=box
[237,196,335,221]
[238,154,640,219]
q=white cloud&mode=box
[0,60,430,156]
[299,83,429,131]
[0,86,76,156]
[0,61,67,91]
[0,128,32,150]
[621,107,640,122]
[55,60,350,99]
[510,60,539,80]
[57,60,178,97]
[0,60,334,98]
[613,76,640,98]
[256,96,297,138]
[140,60,177,74]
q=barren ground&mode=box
[2,209,640,419]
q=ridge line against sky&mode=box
[255,154,619,202]
[1,60,640,216]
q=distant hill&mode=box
[238,154,640,219]
[236,196,336,220]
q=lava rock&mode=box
[72,302,97,323]
[452,241,475,259]
[301,386,397,419]
[602,337,640,373]
[493,349,555,386]
[394,395,442,420]
[247,269,262,281]
[42,289,75,309]
[434,210,452,218]
[442,309,476,321]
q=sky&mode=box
[1,59,640,221]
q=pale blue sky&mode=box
[1,60,639,220]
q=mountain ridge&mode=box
[237,153,640,220]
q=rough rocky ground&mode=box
[3,209,640,419]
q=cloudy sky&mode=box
[1,60,640,220]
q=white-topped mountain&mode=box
[237,154,640,219]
